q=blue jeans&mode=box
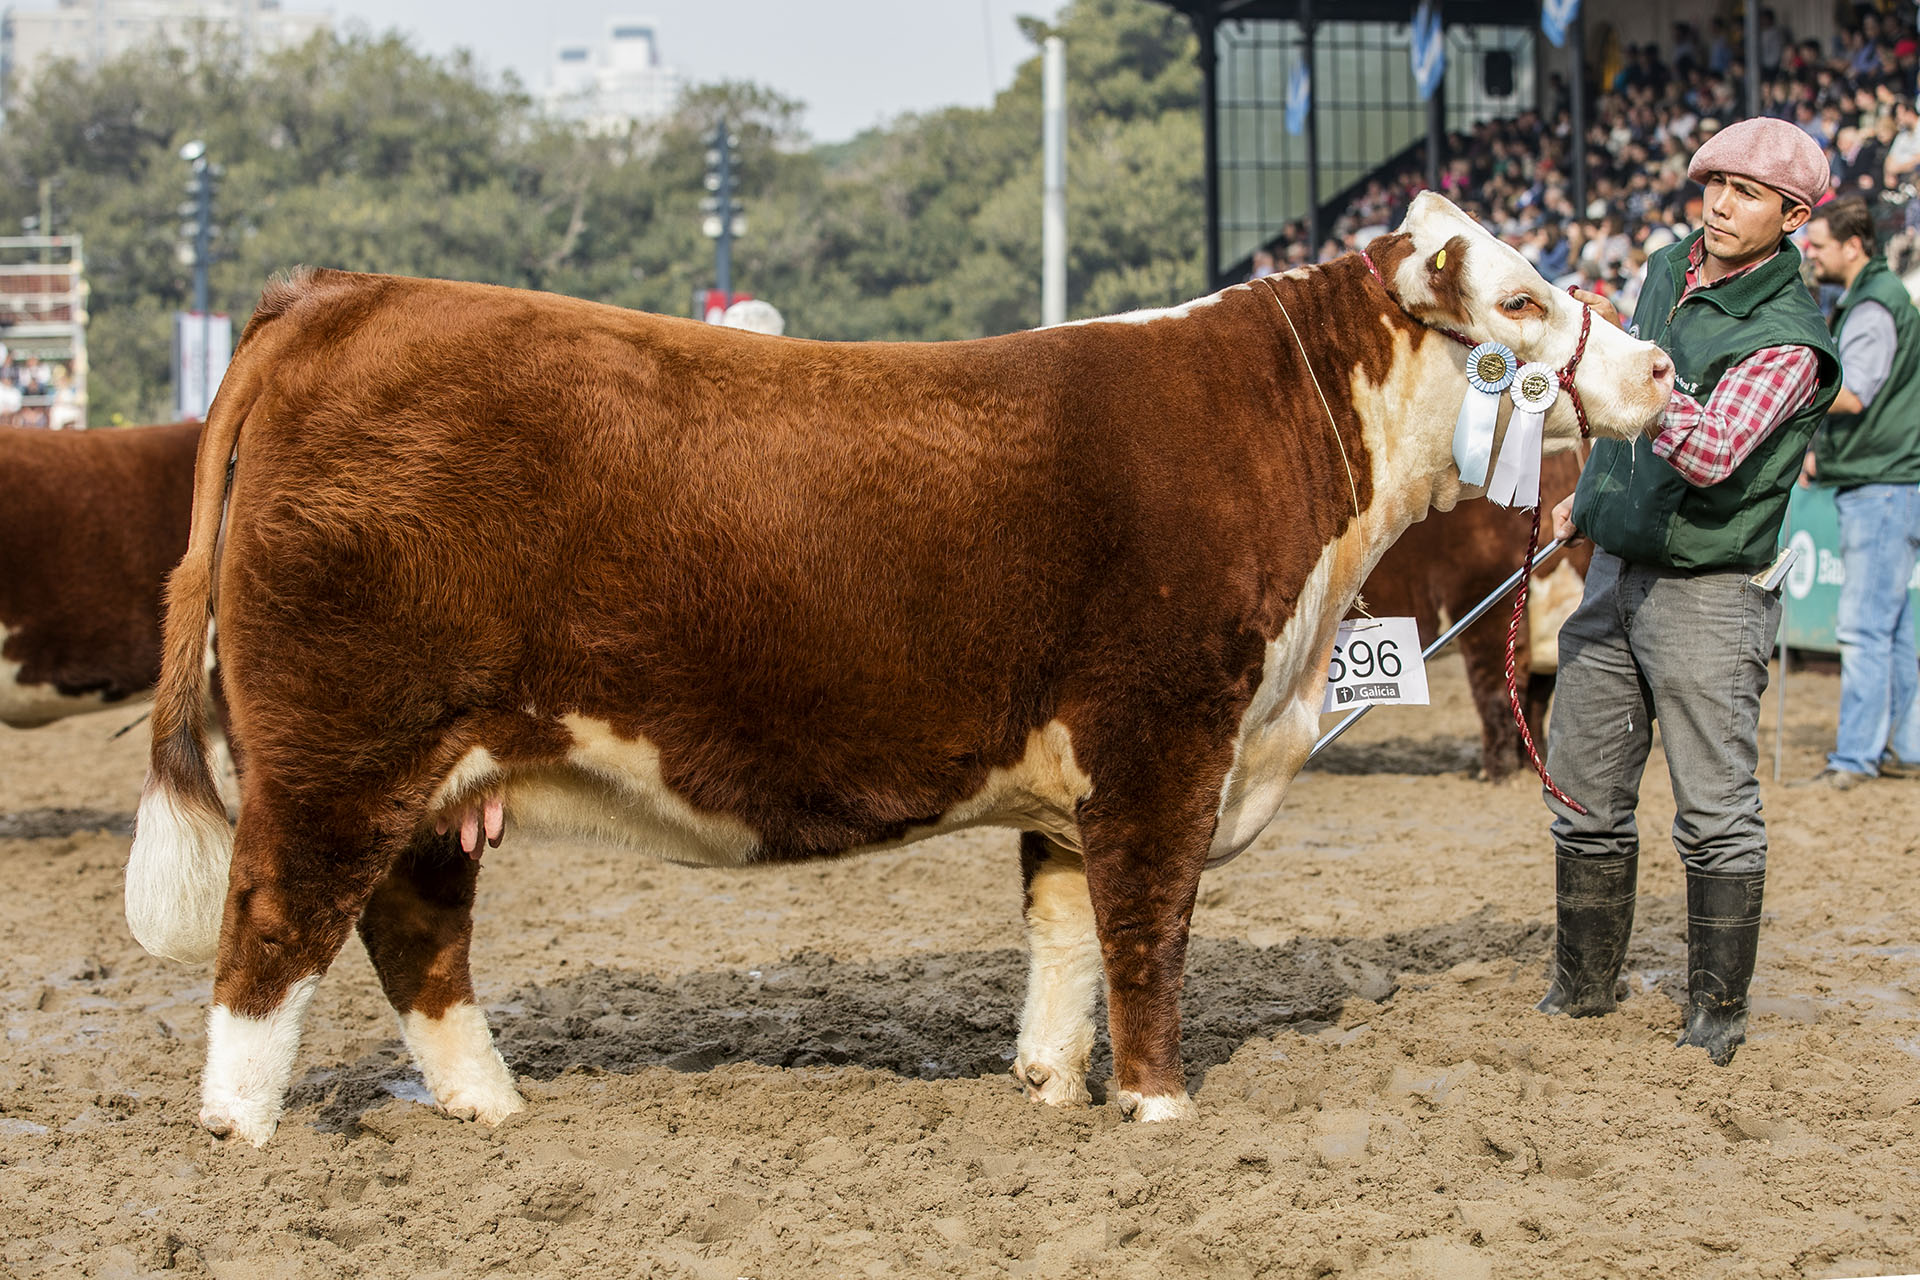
[1829,483,1920,775]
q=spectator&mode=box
[1886,100,1920,185]
[1759,8,1787,73]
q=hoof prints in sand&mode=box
[287,908,1548,1133]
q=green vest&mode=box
[1573,230,1839,571]
[1813,255,1920,489]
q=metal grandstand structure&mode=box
[1151,0,1842,289]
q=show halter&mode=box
[1358,248,1589,814]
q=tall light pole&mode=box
[180,140,214,315]
[1042,36,1067,327]
[702,120,744,302]
[176,140,223,419]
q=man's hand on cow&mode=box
[1568,288,1623,330]
[1552,494,1581,543]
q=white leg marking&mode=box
[1114,1089,1198,1123]
[399,1003,525,1125]
[199,975,320,1147]
[1013,852,1100,1108]
[125,779,233,966]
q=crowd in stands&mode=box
[1258,3,1920,318]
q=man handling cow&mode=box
[1797,197,1920,789]
[1541,118,1840,1066]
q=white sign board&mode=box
[174,311,232,421]
[1320,616,1430,713]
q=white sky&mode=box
[330,1,1040,142]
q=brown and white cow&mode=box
[0,422,200,727]
[126,192,1672,1146]
[1357,450,1592,778]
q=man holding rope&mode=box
[1539,118,1840,1066]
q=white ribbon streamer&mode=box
[1455,342,1516,488]
[1453,388,1500,487]
[1487,361,1557,509]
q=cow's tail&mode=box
[125,362,258,965]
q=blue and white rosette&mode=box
[1455,341,1516,487]
[1486,361,1555,508]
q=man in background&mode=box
[1799,197,1920,788]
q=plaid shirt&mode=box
[1647,239,1821,486]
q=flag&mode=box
[1411,2,1446,101]
[1286,54,1311,136]
[1541,0,1580,48]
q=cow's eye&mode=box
[1502,294,1542,317]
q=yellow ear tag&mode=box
[1433,249,1447,270]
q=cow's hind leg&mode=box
[357,832,523,1124]
[1012,833,1100,1108]
[200,790,398,1146]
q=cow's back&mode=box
[0,422,200,724]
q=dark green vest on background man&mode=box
[1813,254,1920,489]
[1573,229,1839,569]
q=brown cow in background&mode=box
[0,423,200,727]
[1358,449,1592,778]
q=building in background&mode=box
[542,17,682,132]
[1,0,329,109]
[0,233,87,428]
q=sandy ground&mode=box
[1,654,1916,1279]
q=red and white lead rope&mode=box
[1502,506,1586,814]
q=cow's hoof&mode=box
[1114,1089,1196,1123]
[199,1100,277,1148]
[438,1086,526,1126]
[1012,1057,1091,1108]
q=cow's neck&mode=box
[1258,258,1482,615]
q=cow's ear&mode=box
[1364,232,1415,302]
[1366,230,1471,326]
[1417,235,1473,324]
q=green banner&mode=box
[1779,484,1920,652]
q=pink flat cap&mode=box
[1687,117,1831,209]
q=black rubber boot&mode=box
[1536,851,1637,1017]
[1675,869,1764,1066]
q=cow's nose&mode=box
[1650,352,1674,386]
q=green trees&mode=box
[0,0,1202,423]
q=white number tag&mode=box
[1320,617,1429,712]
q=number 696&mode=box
[1328,637,1402,683]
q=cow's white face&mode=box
[1378,192,1673,444]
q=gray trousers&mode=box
[1544,550,1781,874]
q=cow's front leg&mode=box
[358,831,523,1125]
[1077,763,1224,1123]
[1012,833,1099,1107]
